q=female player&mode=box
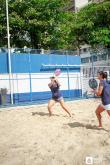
[93,71,110,127]
[48,76,71,117]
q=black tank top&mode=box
[49,82,61,98]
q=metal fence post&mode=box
[28,53,32,102]
[80,67,83,98]
[6,0,13,104]
[66,54,70,98]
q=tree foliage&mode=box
[71,0,110,48]
[0,0,110,49]
[0,0,73,49]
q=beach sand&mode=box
[0,99,110,165]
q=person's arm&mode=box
[48,82,52,88]
[94,84,103,96]
[55,78,61,86]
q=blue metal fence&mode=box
[0,49,81,105]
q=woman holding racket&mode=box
[93,71,110,127]
[48,75,71,117]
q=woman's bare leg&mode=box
[107,110,110,116]
[47,99,55,116]
[59,98,71,117]
[95,105,105,127]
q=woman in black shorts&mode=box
[48,77,71,117]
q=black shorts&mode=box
[52,96,63,102]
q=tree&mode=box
[0,0,7,47]
[0,0,110,50]
[71,0,110,48]
[0,0,73,49]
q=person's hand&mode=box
[54,77,58,81]
[91,89,97,94]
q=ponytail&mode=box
[99,71,108,80]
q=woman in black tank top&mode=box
[48,77,72,117]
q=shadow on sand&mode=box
[68,122,109,132]
[32,112,60,117]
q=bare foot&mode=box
[69,113,74,117]
[49,113,52,117]
[70,113,75,117]
[98,125,103,128]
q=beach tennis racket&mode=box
[89,78,98,89]
[54,69,61,77]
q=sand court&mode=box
[0,99,110,165]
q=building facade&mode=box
[69,0,89,11]
[80,48,110,66]
[69,0,104,11]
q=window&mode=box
[81,57,90,63]
[108,51,110,59]
[98,53,107,61]
[83,48,87,53]
[90,55,97,62]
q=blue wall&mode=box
[0,53,81,73]
[0,53,9,73]
[6,89,82,104]
[0,52,81,104]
